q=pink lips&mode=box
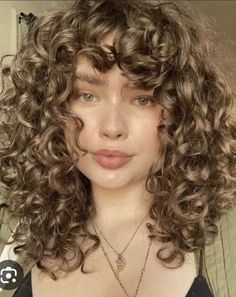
[92,149,133,169]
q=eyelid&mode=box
[135,95,155,105]
[136,95,154,100]
[78,91,94,96]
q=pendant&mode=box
[115,254,126,272]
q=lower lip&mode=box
[92,154,132,169]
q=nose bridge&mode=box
[99,91,128,138]
[108,94,124,116]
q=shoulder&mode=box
[205,206,236,297]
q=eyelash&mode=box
[76,92,155,106]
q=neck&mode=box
[90,180,154,232]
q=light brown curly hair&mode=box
[0,0,236,280]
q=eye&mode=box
[77,92,95,102]
[135,96,155,106]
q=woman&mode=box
[0,0,235,296]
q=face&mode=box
[65,35,164,191]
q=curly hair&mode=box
[0,0,236,280]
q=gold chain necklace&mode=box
[92,211,149,274]
[91,218,153,297]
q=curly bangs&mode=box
[0,0,236,280]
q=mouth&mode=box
[91,154,132,169]
[93,149,132,158]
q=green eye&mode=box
[136,97,154,106]
[78,92,94,102]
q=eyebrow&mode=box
[75,71,109,86]
[75,70,151,92]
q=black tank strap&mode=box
[198,248,204,277]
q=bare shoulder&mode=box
[31,257,69,297]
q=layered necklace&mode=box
[91,211,153,297]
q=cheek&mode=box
[77,121,95,147]
[136,118,160,147]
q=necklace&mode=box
[92,211,149,274]
[92,220,153,297]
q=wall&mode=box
[190,1,236,114]
[0,1,70,60]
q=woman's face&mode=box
[66,37,164,190]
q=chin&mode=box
[90,175,132,189]
[95,180,130,189]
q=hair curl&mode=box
[0,0,236,280]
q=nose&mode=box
[99,102,128,140]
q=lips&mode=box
[91,149,133,169]
[93,149,131,157]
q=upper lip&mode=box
[92,149,132,157]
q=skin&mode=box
[66,33,165,234]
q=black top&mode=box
[12,249,214,297]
